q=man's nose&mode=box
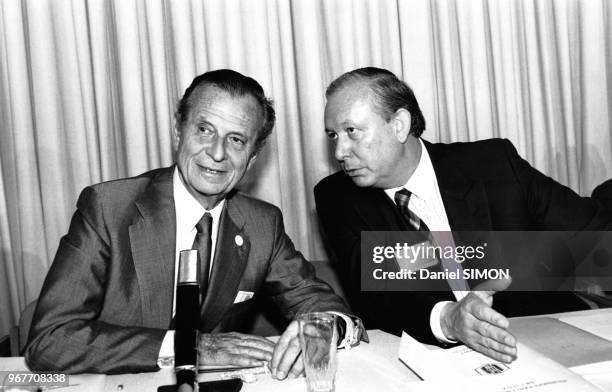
[334,135,351,161]
[206,136,227,162]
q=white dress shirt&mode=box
[384,138,467,343]
[172,168,225,313]
[158,168,225,360]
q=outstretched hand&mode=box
[440,277,517,363]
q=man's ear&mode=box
[247,153,258,171]
[392,108,412,143]
[172,117,181,151]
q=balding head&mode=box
[326,67,426,137]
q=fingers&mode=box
[441,296,517,363]
[471,299,510,330]
[473,339,517,364]
[230,333,276,351]
[270,320,298,372]
[273,339,301,380]
[224,353,269,368]
[471,318,517,359]
[287,352,305,379]
[270,320,302,380]
[463,301,517,362]
[469,297,516,351]
[198,332,275,367]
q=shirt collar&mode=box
[173,167,225,230]
[384,138,437,203]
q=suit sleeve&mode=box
[314,180,451,344]
[261,207,351,319]
[24,187,166,374]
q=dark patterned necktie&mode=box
[394,188,469,291]
[394,188,430,231]
[193,213,213,302]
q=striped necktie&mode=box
[394,188,429,231]
[394,188,469,292]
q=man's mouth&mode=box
[344,167,361,176]
[199,165,225,175]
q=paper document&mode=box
[570,361,612,392]
[509,317,612,368]
[398,332,603,392]
[560,312,612,342]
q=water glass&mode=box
[298,312,338,392]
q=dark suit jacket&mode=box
[315,138,610,344]
[592,179,612,206]
[26,167,349,374]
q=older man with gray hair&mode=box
[26,69,363,377]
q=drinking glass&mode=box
[298,312,338,392]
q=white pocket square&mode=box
[233,290,254,304]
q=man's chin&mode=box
[188,180,233,201]
[349,175,374,188]
[194,184,230,197]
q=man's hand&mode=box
[269,320,304,380]
[198,332,275,367]
[440,278,517,363]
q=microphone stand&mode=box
[175,250,201,392]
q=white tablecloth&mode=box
[2,309,612,391]
[0,330,416,392]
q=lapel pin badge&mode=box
[235,235,244,247]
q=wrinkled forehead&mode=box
[187,84,264,129]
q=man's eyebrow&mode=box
[339,120,358,128]
[196,116,252,138]
[226,129,249,138]
[195,119,216,129]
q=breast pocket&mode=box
[228,297,255,314]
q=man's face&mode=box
[324,86,406,188]
[174,85,262,209]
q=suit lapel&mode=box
[129,168,176,328]
[199,195,250,332]
[354,186,407,230]
[424,141,492,232]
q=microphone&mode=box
[175,250,200,392]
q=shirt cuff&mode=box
[157,330,175,368]
[327,311,366,350]
[430,301,458,344]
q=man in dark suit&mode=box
[593,179,612,206]
[26,70,362,376]
[315,67,609,363]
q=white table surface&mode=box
[0,330,416,392]
[2,309,611,391]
